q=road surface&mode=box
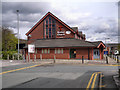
[1,63,119,89]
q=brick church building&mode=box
[24,12,105,60]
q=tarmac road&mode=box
[1,63,119,89]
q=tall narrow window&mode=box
[49,28,51,38]
[48,49,50,53]
[49,17,51,24]
[46,28,48,35]
[61,49,63,54]
[35,49,37,54]
[46,20,48,24]
[44,16,56,39]
[55,49,56,54]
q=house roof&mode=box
[26,12,76,36]
[90,41,105,48]
[90,41,102,46]
[24,39,97,48]
[71,27,78,32]
[71,27,84,37]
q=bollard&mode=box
[54,55,56,63]
[119,69,120,78]
[28,54,30,62]
[18,54,19,60]
[1,54,2,59]
[12,55,14,60]
[34,54,36,61]
[38,54,41,59]
[23,55,26,62]
[26,55,28,62]
[82,56,84,64]
[114,55,116,61]
[116,56,117,61]
[117,56,119,63]
[7,54,9,60]
[106,56,108,64]
[29,54,31,62]
[32,54,34,62]
[40,54,42,60]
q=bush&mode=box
[2,51,23,60]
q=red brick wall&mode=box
[76,48,89,59]
[25,48,69,59]
[89,48,93,60]
[25,47,104,60]
[55,20,75,39]
[27,21,44,44]
[25,47,94,60]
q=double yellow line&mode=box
[0,64,42,75]
[86,72,101,90]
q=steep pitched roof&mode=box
[24,38,95,48]
[26,12,76,36]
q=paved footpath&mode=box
[0,59,119,67]
[0,60,26,67]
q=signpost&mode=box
[28,44,35,62]
[114,50,119,55]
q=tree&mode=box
[2,27,18,51]
[118,44,120,52]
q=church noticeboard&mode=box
[28,44,35,53]
[57,31,65,36]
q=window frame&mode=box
[55,48,64,54]
[42,49,50,54]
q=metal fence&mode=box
[0,54,25,60]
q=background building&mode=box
[104,43,120,55]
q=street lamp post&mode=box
[105,38,110,44]
[16,10,19,60]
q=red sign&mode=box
[59,26,63,31]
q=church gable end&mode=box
[26,12,85,41]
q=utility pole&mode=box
[16,10,19,60]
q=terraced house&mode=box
[24,12,105,60]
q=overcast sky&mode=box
[2,0,119,43]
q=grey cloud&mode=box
[2,2,118,42]
[2,2,51,14]
[2,2,51,29]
